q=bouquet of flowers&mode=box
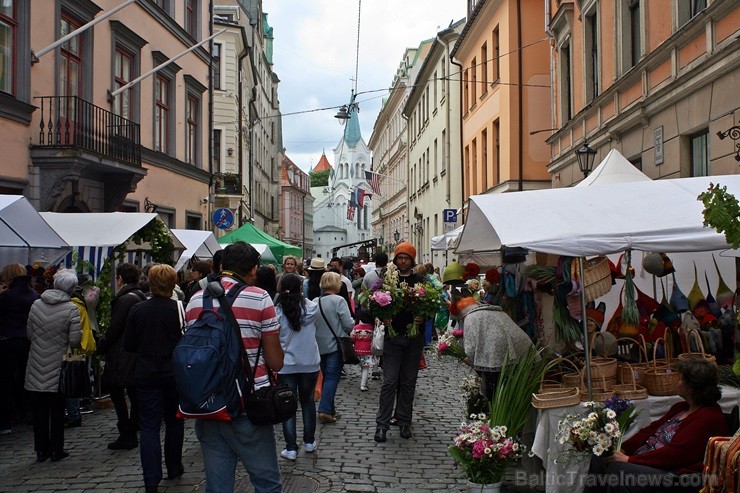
[435,329,467,361]
[460,374,488,417]
[402,281,443,336]
[358,265,405,335]
[449,415,526,485]
[556,399,639,460]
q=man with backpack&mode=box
[362,252,388,291]
[183,242,284,493]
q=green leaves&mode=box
[699,183,740,249]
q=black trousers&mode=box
[28,391,66,454]
[376,334,425,429]
[109,385,139,429]
[0,337,30,430]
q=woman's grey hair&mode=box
[53,269,79,295]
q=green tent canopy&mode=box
[218,223,301,263]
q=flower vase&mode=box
[466,481,502,493]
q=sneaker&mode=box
[280,449,297,461]
[360,386,368,391]
[317,413,336,424]
[304,442,317,453]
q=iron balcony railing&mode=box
[34,96,141,165]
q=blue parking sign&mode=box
[212,208,235,229]
[443,209,457,223]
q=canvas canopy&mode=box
[171,229,222,271]
[218,222,301,262]
[40,212,185,275]
[0,195,70,266]
[455,174,740,257]
[575,149,651,187]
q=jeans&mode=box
[318,351,342,416]
[28,391,66,454]
[278,371,319,451]
[136,377,184,489]
[194,416,282,493]
[376,334,425,429]
[65,398,80,421]
[0,337,30,430]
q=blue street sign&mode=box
[212,208,235,229]
[443,209,457,223]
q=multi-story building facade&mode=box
[280,154,312,260]
[1,1,212,229]
[403,20,465,266]
[212,1,255,235]
[452,0,552,204]
[369,48,426,252]
[545,0,740,185]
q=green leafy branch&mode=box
[699,183,740,249]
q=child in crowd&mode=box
[351,310,375,391]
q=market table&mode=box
[529,386,740,493]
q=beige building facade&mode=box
[403,20,465,266]
[0,1,213,229]
[546,0,740,185]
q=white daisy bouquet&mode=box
[556,401,624,458]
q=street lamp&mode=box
[717,125,740,162]
[575,142,597,177]
[393,230,400,242]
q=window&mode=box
[0,2,16,94]
[212,43,222,90]
[560,42,572,121]
[492,26,500,82]
[154,75,170,153]
[152,0,170,13]
[481,128,488,191]
[471,137,477,193]
[441,130,447,172]
[441,57,446,97]
[493,119,500,184]
[471,57,477,104]
[114,48,134,119]
[480,42,488,95]
[678,0,706,26]
[621,0,642,71]
[690,131,708,177]
[629,157,642,171]
[59,14,82,119]
[213,129,222,170]
[433,138,438,176]
[185,0,197,38]
[463,68,469,113]
[464,145,470,196]
[185,212,202,230]
[186,94,198,165]
[630,0,641,67]
[585,11,599,101]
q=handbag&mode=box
[218,289,297,426]
[59,353,90,398]
[372,321,385,357]
[318,298,360,365]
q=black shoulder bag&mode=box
[211,281,297,426]
[319,297,360,365]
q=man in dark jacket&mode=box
[98,263,146,450]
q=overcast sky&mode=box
[264,0,467,173]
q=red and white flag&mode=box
[365,170,381,195]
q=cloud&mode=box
[265,0,466,173]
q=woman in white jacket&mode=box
[274,274,320,461]
[25,269,81,463]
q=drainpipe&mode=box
[437,32,452,206]
[248,15,258,223]
[208,0,214,228]
[517,0,524,192]
[450,55,465,214]
[238,49,246,226]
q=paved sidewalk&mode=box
[0,352,542,492]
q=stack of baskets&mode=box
[613,336,650,386]
[531,358,582,409]
[613,362,648,400]
[583,256,612,303]
[642,337,680,396]
[677,329,717,365]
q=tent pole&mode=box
[579,256,593,401]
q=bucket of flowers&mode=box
[449,414,525,493]
[555,397,639,462]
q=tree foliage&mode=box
[699,183,740,249]
[310,169,330,187]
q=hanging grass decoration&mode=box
[621,250,640,336]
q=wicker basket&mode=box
[579,371,615,402]
[540,358,582,390]
[677,329,717,365]
[532,387,581,409]
[612,336,649,385]
[583,256,612,303]
[642,338,680,396]
[589,332,618,381]
[613,363,648,400]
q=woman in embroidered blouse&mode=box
[586,358,728,493]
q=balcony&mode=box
[34,96,141,165]
[214,172,242,195]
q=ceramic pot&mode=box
[466,481,502,493]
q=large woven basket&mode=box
[583,256,612,303]
[613,363,648,400]
[642,338,680,396]
[532,387,581,409]
[677,329,717,365]
[612,336,650,385]
[540,357,582,390]
[589,332,618,381]
[580,371,615,402]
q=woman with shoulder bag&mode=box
[274,274,320,460]
[312,272,354,424]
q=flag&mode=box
[355,188,366,208]
[365,170,381,195]
[346,203,355,220]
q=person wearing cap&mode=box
[373,242,426,443]
[585,303,617,357]
[456,293,534,401]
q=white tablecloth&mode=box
[529,386,740,493]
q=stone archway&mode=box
[57,193,91,213]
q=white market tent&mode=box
[575,149,652,187]
[431,225,464,250]
[0,195,70,266]
[171,229,222,271]
[40,212,185,276]
[455,174,740,257]
[218,242,277,264]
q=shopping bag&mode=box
[59,354,90,398]
[313,370,323,401]
[372,321,385,357]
